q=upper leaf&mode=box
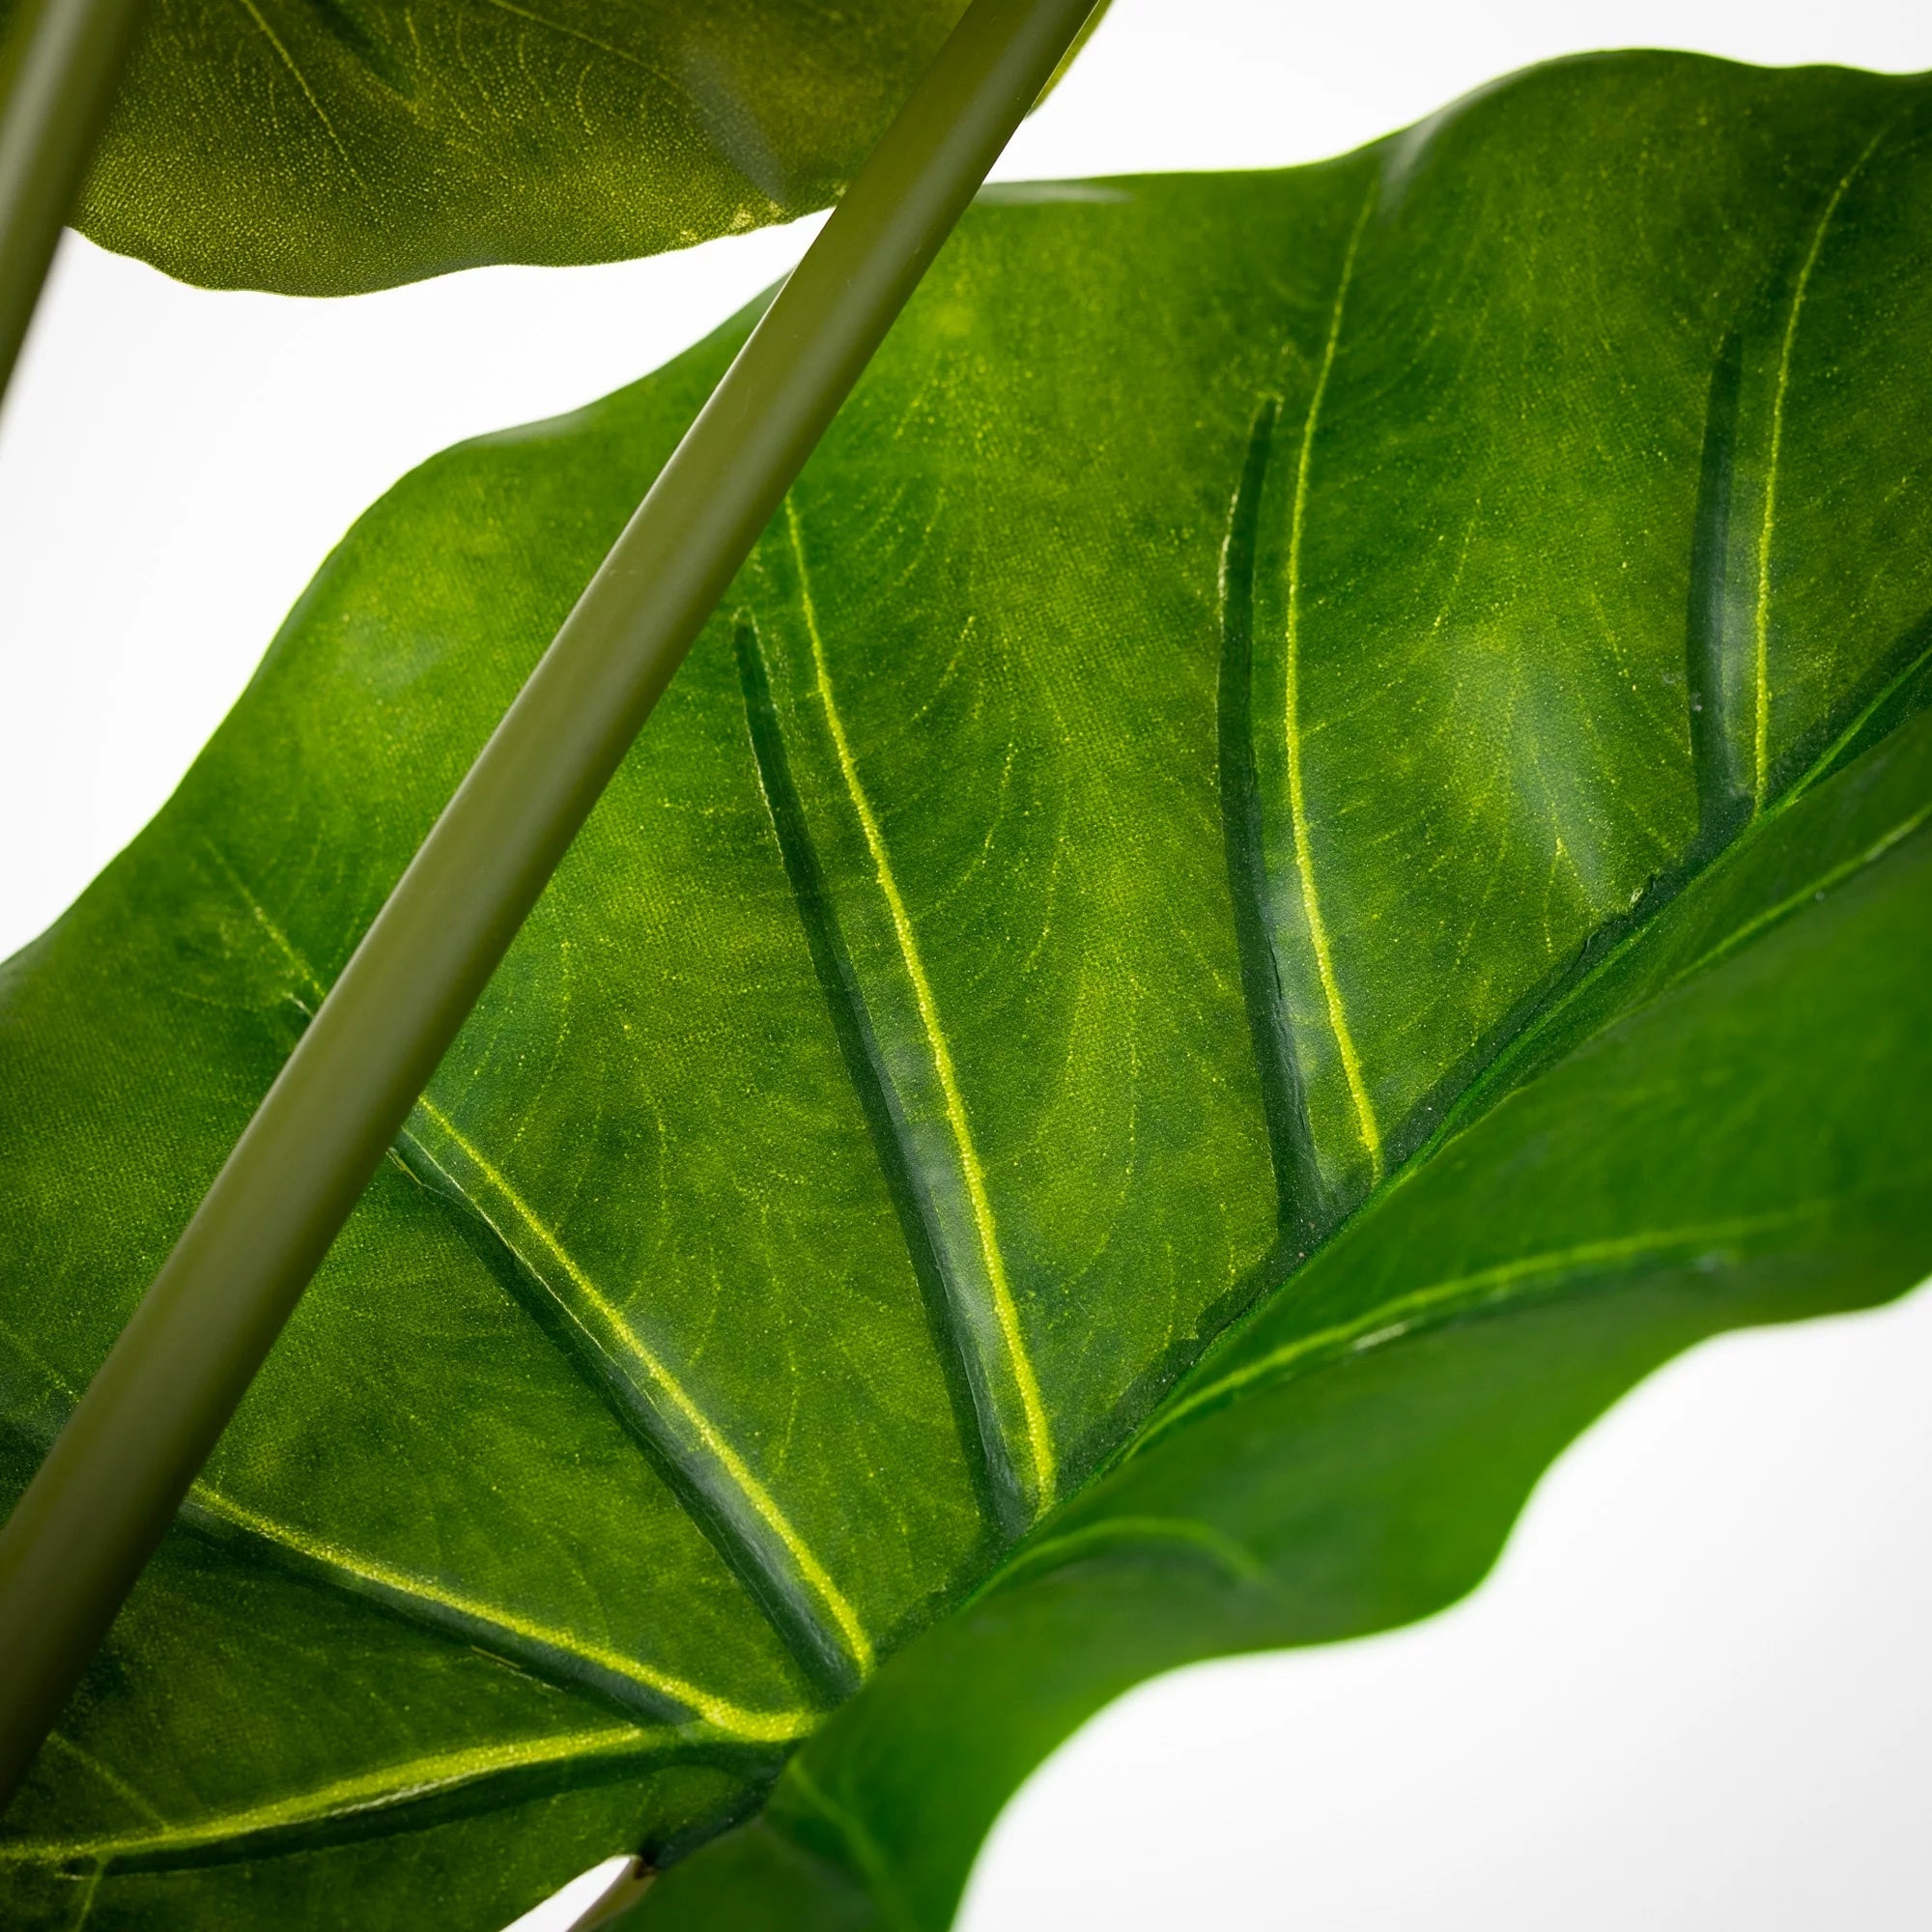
[17,0,975,292]
[2,48,1930,1932]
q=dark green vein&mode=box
[775,499,1057,1520]
[1217,396,1325,1251]
[1748,124,1894,810]
[733,612,1020,1547]
[179,1488,810,1741]
[1,1411,810,1744]
[1686,327,1754,855]
[1407,703,1932,1168]
[1371,257,1932,1180]
[295,0,415,99]
[1280,189,1383,1192]
[391,1122,868,1702]
[0,1720,776,1875]
[194,855,864,1704]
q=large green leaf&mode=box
[11,0,975,293]
[4,47,1931,1932]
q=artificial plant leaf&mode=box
[3,45,1931,1932]
[11,0,980,293]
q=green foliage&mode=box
[39,0,971,292]
[3,46,1931,1932]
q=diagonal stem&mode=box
[0,0,150,409]
[0,0,1101,1811]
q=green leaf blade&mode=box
[696,704,1932,1931]
[4,48,1932,1931]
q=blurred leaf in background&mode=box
[0,0,978,292]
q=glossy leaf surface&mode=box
[4,49,1932,1932]
[4,0,975,292]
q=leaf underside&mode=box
[23,0,972,293]
[4,48,1932,1932]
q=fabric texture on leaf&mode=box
[2,48,1931,1932]
[22,0,972,292]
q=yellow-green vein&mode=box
[782,497,1058,1512]
[1752,125,1890,810]
[40,1734,165,1828]
[190,1485,815,1744]
[0,1725,667,1868]
[1137,1213,1807,1457]
[971,1516,1273,1605]
[201,839,327,1007]
[198,854,861,1695]
[411,1094,875,1675]
[469,0,680,86]
[1675,798,1932,985]
[227,0,367,187]
[1285,189,1383,1182]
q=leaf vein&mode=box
[782,497,1057,1514]
[183,1485,812,1743]
[193,852,859,1706]
[225,0,369,187]
[0,1724,668,1870]
[1751,124,1891,810]
[1136,1212,1817,1458]
[1284,188,1383,1183]
[404,1098,875,1681]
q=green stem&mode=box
[0,0,1100,1812]
[0,0,149,407]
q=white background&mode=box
[2,5,1928,1929]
